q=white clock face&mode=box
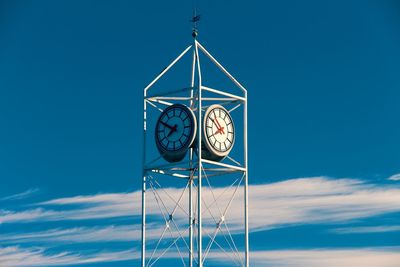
[203,105,234,158]
[155,104,196,162]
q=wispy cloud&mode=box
[0,224,165,244]
[0,188,38,201]
[1,177,400,266]
[1,177,400,232]
[0,246,137,267]
[331,225,400,234]
[248,177,400,231]
[248,248,400,267]
[2,246,399,267]
[388,173,400,181]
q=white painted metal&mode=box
[228,103,242,113]
[142,83,147,267]
[244,91,249,267]
[196,42,247,93]
[194,40,203,267]
[142,38,249,267]
[148,96,194,101]
[202,85,245,102]
[202,158,246,172]
[147,99,174,107]
[145,160,191,172]
[145,99,164,112]
[146,87,194,99]
[201,97,238,101]
[189,48,196,267]
[144,45,192,93]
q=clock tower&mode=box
[141,27,249,267]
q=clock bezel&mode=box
[202,104,235,159]
[155,104,197,162]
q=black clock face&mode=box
[155,104,196,154]
[204,105,235,157]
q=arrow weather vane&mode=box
[191,11,201,38]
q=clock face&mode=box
[155,104,196,162]
[203,105,235,158]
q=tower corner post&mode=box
[189,45,196,267]
[244,90,249,267]
[141,89,147,267]
[194,40,203,267]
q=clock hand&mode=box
[210,118,224,135]
[214,128,225,136]
[160,121,174,130]
[167,124,178,137]
[210,118,221,130]
[214,118,225,134]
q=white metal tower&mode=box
[142,27,248,267]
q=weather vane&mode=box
[190,11,201,38]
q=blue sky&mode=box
[0,0,400,266]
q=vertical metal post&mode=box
[142,44,192,267]
[194,40,203,267]
[244,91,249,267]
[141,90,147,267]
[189,47,196,267]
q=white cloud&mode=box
[1,177,400,242]
[0,188,39,201]
[2,246,399,267]
[1,177,400,266]
[331,225,400,234]
[0,246,137,267]
[247,248,400,267]
[247,177,400,231]
[0,223,180,244]
[388,174,400,181]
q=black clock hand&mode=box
[160,121,174,130]
[167,124,178,137]
[210,118,224,135]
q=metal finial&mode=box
[190,14,201,38]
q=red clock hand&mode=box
[210,118,224,135]
[214,118,225,134]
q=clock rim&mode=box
[202,104,235,158]
[155,103,197,160]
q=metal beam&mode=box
[141,80,147,267]
[202,158,246,172]
[202,85,245,102]
[196,41,247,93]
[244,90,249,267]
[195,40,203,267]
[146,86,194,99]
[144,45,192,93]
[189,47,196,267]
